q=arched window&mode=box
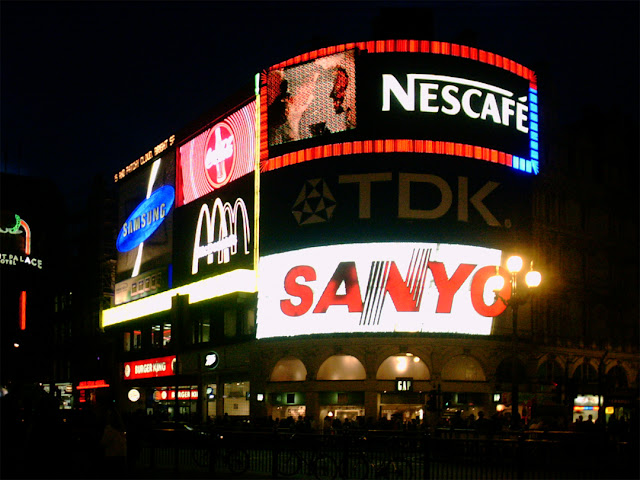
[317,355,366,380]
[496,357,527,383]
[605,365,628,389]
[270,357,307,382]
[572,362,598,385]
[376,354,429,380]
[536,359,563,384]
[441,355,486,381]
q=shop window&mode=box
[223,381,250,416]
[441,355,486,381]
[241,308,256,336]
[224,309,237,338]
[163,323,171,346]
[152,325,163,348]
[376,354,430,380]
[133,330,142,350]
[270,357,307,382]
[124,332,131,352]
[317,355,366,380]
[193,315,211,344]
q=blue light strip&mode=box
[511,87,539,174]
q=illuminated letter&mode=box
[398,173,452,219]
[516,102,529,133]
[281,266,316,316]
[480,93,501,124]
[419,83,439,113]
[501,97,515,127]
[382,262,420,311]
[313,262,363,313]
[457,177,501,226]
[461,89,482,119]
[470,265,509,316]
[339,173,392,218]
[429,262,476,313]
[382,74,415,111]
[441,85,461,115]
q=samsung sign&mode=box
[256,242,507,339]
[117,185,174,252]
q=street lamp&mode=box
[491,255,541,430]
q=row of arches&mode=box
[270,354,485,382]
[270,353,631,387]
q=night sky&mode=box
[1,1,638,212]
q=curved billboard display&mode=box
[256,242,505,339]
[262,40,538,175]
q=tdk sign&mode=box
[117,185,175,252]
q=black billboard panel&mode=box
[115,151,175,296]
[173,174,255,287]
[356,52,532,160]
[259,153,532,256]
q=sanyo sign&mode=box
[256,242,507,339]
[382,74,529,134]
[192,196,251,275]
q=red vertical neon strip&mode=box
[19,291,26,330]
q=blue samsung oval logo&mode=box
[116,185,175,252]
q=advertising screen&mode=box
[262,40,538,176]
[256,242,504,339]
[172,174,255,287]
[177,100,256,207]
[116,151,175,294]
[266,50,356,147]
[259,153,532,256]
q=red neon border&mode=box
[260,39,537,163]
[267,39,537,87]
[261,139,513,172]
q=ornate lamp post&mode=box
[491,255,542,430]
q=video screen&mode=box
[267,50,356,146]
[177,101,256,207]
[116,151,175,286]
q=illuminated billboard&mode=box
[259,153,532,256]
[256,242,505,339]
[262,40,538,175]
[172,174,255,287]
[177,100,257,207]
[266,50,356,147]
[123,355,177,380]
[115,151,175,300]
[1,212,43,270]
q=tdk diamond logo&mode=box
[292,179,336,225]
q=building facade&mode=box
[101,39,638,429]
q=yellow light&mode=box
[506,255,523,273]
[605,406,614,415]
[525,270,542,288]
[413,356,420,363]
[496,404,506,412]
[101,269,257,327]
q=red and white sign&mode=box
[77,379,110,390]
[204,122,235,188]
[123,355,177,380]
[177,101,256,207]
[154,388,199,401]
[256,242,506,339]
